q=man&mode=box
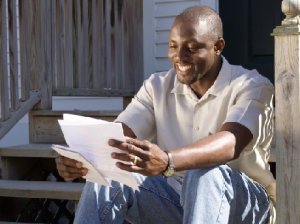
[56,6,275,224]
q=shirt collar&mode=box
[171,56,232,97]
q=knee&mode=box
[183,164,232,188]
[181,165,235,210]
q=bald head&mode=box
[174,6,223,40]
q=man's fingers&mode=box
[57,166,87,181]
[112,153,145,167]
[112,152,132,162]
[57,163,86,174]
[125,137,151,151]
[55,156,88,181]
[109,139,148,160]
[116,162,144,173]
[56,156,83,168]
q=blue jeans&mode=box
[74,165,270,224]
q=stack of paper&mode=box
[53,114,139,190]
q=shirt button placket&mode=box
[193,103,201,141]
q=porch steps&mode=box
[0,109,121,199]
[0,143,85,222]
[0,143,83,199]
[0,180,84,200]
[29,110,120,144]
[0,144,58,158]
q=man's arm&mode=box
[109,122,252,176]
[171,122,252,171]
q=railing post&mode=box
[30,0,53,110]
[38,0,53,110]
[273,1,300,223]
[10,0,21,111]
[0,0,10,121]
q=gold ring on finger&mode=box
[133,155,138,165]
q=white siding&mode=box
[143,0,219,79]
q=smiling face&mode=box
[168,10,225,89]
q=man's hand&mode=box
[109,137,169,176]
[55,156,88,181]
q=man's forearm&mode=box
[171,131,236,171]
[171,122,253,171]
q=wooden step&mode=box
[30,110,121,143]
[0,144,58,158]
[0,144,59,180]
[0,180,84,200]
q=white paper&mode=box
[52,144,109,186]
[54,114,139,190]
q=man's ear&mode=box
[214,38,225,55]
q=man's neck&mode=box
[190,58,223,98]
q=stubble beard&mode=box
[176,71,202,85]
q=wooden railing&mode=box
[0,0,143,139]
[0,0,41,139]
[50,0,143,97]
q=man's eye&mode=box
[169,44,176,48]
[188,47,198,52]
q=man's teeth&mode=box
[178,65,191,72]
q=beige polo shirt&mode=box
[116,58,276,207]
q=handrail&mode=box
[0,0,40,139]
[0,90,41,139]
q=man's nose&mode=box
[177,47,190,61]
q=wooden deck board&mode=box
[0,144,58,158]
[0,180,84,200]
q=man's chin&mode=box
[176,75,195,85]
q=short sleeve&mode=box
[115,79,156,140]
[225,80,274,149]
